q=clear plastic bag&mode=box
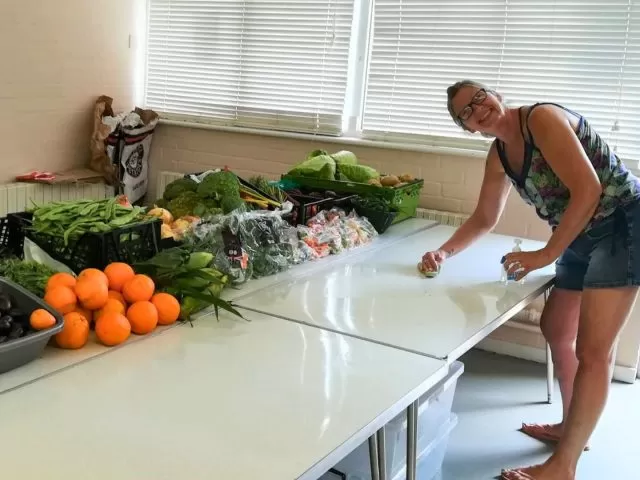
[185,202,300,281]
[296,207,378,259]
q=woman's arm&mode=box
[527,105,603,262]
[438,142,512,258]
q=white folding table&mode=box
[222,217,437,301]
[235,223,555,363]
[0,219,435,397]
[0,325,177,395]
[0,309,447,480]
[235,223,556,478]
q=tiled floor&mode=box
[442,350,640,479]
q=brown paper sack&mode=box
[89,95,119,185]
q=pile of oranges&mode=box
[42,263,180,349]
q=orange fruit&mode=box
[45,272,76,292]
[29,309,57,330]
[122,274,155,304]
[75,278,109,310]
[74,306,93,324]
[108,290,127,308]
[54,312,89,349]
[104,263,135,292]
[95,311,131,346]
[78,268,109,287]
[126,301,158,335]
[95,298,126,321]
[151,293,180,325]
[44,286,77,315]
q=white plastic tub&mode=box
[386,361,463,477]
[392,413,458,480]
[320,361,463,480]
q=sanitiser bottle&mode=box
[501,238,524,284]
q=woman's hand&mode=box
[421,249,449,273]
[502,249,554,281]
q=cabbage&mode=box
[288,154,336,180]
[306,149,328,159]
[338,164,380,183]
[331,150,358,166]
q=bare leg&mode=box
[503,286,639,480]
[520,288,582,447]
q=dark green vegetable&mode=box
[197,171,245,214]
[167,191,202,219]
[163,178,198,201]
[0,258,58,298]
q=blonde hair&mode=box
[446,80,503,134]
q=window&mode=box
[145,0,640,162]
[362,0,640,161]
[146,0,355,135]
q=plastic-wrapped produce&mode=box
[184,202,300,282]
[296,207,378,259]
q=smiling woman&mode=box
[417,79,640,480]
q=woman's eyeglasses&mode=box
[457,89,488,122]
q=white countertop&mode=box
[0,309,447,480]
[236,224,556,361]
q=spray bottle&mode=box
[501,238,524,284]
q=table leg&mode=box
[368,434,380,480]
[406,400,418,480]
[543,288,555,404]
[377,428,387,480]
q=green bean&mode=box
[31,198,147,245]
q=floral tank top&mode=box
[496,102,640,231]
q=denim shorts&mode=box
[555,199,640,290]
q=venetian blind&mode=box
[362,0,640,162]
[146,0,355,135]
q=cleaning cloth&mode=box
[417,261,440,278]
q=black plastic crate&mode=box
[352,206,398,234]
[0,216,25,258]
[0,277,64,374]
[284,191,357,226]
[8,212,162,274]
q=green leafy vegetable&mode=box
[248,176,288,203]
[134,247,244,322]
[337,164,380,183]
[197,171,244,214]
[331,150,358,166]
[306,149,328,159]
[166,191,202,219]
[0,258,58,297]
[288,154,336,180]
[163,178,198,201]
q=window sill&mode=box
[159,118,640,176]
[159,118,490,160]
